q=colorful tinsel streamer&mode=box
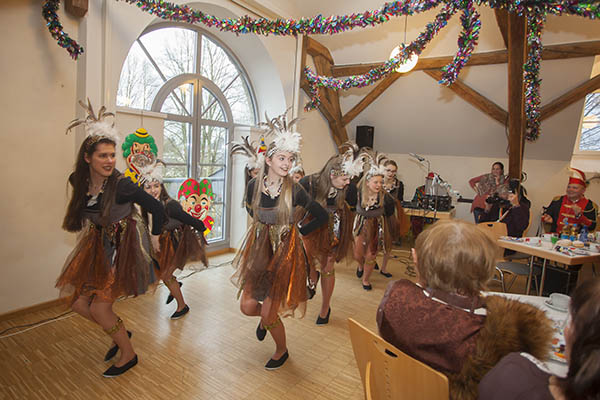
[42,0,84,59]
[43,0,600,141]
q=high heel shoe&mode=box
[316,308,330,325]
[380,271,393,278]
[356,268,363,278]
[102,355,138,377]
[166,281,183,304]
[104,331,132,362]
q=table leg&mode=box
[526,256,534,295]
[539,259,548,296]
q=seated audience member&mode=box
[478,278,600,400]
[541,169,597,295]
[377,220,553,400]
[542,168,597,234]
[479,180,530,238]
[469,162,508,223]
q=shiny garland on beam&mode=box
[42,0,84,59]
[43,0,600,141]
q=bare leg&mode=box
[90,300,135,367]
[240,289,262,317]
[354,235,366,275]
[164,276,186,312]
[71,295,96,323]
[319,257,335,318]
[261,297,286,360]
[362,256,377,287]
[381,253,391,273]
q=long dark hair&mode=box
[62,136,118,232]
[560,278,600,399]
[141,182,171,225]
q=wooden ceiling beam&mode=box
[541,74,600,121]
[330,41,600,77]
[424,70,508,125]
[507,13,527,181]
[341,74,402,126]
[495,9,510,49]
[65,0,88,17]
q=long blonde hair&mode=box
[250,144,295,225]
[358,173,384,208]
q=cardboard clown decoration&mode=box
[178,178,215,236]
[122,128,158,186]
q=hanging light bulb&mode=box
[390,46,418,73]
[390,15,419,73]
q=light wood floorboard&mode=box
[0,248,594,399]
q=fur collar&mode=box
[449,295,554,400]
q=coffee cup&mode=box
[525,237,541,246]
[549,293,570,310]
[542,233,553,242]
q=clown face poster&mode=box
[122,128,158,186]
[178,178,215,236]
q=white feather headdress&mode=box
[139,160,166,185]
[360,148,388,179]
[258,109,302,157]
[66,99,120,146]
[230,136,265,170]
[337,141,364,178]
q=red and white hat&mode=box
[568,168,587,187]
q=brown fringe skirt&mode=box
[231,222,308,319]
[56,215,157,304]
[353,215,394,265]
[302,204,354,269]
[156,225,208,280]
[389,199,411,240]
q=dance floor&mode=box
[1,248,591,399]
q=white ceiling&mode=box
[256,1,600,160]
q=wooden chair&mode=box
[476,220,540,293]
[347,318,449,400]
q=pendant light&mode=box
[390,15,418,73]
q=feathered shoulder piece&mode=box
[336,141,364,178]
[66,99,120,146]
[259,108,302,157]
[230,135,264,170]
[360,147,387,179]
[139,159,166,185]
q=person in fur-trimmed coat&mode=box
[377,220,554,400]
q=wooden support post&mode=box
[495,9,509,49]
[65,0,88,18]
[507,13,527,181]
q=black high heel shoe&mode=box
[104,331,132,362]
[103,355,138,377]
[316,308,331,325]
[380,271,393,278]
[166,281,183,304]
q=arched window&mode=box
[117,24,257,245]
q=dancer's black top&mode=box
[245,178,328,235]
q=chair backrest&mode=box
[476,221,507,260]
[347,318,449,400]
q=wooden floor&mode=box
[0,249,593,399]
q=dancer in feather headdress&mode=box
[56,100,166,377]
[352,148,396,291]
[140,161,208,320]
[230,110,328,370]
[299,141,364,324]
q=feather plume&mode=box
[230,135,264,170]
[65,98,120,145]
[258,108,302,156]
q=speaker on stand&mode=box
[356,125,374,149]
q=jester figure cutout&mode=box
[122,128,158,186]
[178,178,215,237]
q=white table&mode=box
[484,291,568,377]
[497,237,600,295]
[404,207,455,220]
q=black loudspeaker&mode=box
[356,125,374,149]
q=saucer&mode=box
[544,300,568,313]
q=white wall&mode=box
[0,0,79,314]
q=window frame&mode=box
[118,22,259,249]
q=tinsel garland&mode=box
[42,0,600,141]
[42,0,84,59]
